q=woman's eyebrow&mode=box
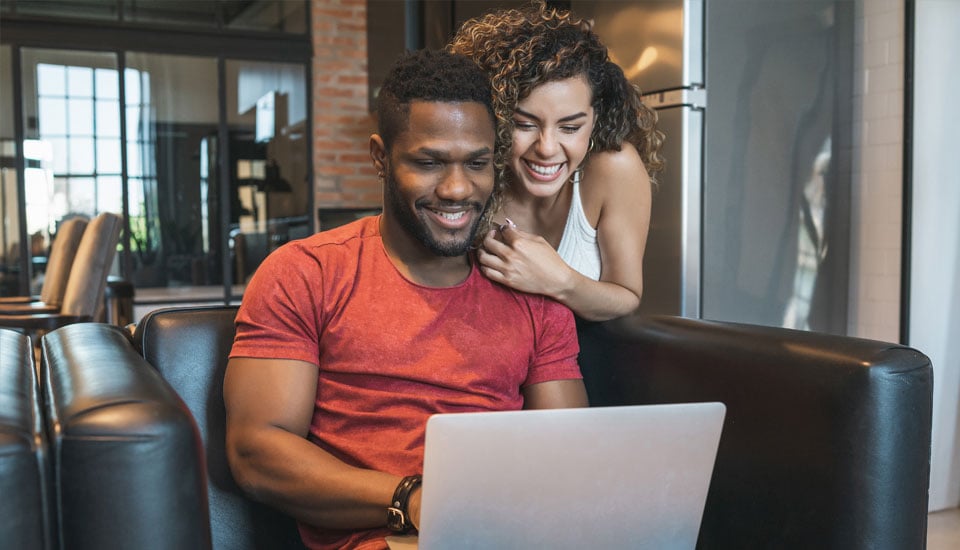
[513,108,590,124]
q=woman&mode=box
[449,0,664,321]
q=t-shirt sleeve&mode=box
[523,298,582,386]
[229,243,323,366]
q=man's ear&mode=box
[370,134,387,174]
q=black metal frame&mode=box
[900,0,914,345]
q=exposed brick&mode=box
[339,175,377,189]
[312,0,379,220]
[317,87,357,98]
[313,8,355,19]
[317,164,362,176]
[314,139,358,151]
[339,153,373,164]
[357,191,383,203]
[315,191,346,203]
[339,22,366,33]
[338,75,368,86]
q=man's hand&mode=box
[409,484,423,531]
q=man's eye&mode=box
[467,159,491,170]
[416,160,440,168]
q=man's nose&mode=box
[436,166,471,201]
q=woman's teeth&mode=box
[527,162,562,176]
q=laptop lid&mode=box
[415,402,725,550]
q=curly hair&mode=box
[448,0,665,197]
[376,49,495,151]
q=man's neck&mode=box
[379,217,473,288]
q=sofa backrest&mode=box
[577,314,933,550]
[0,328,51,550]
[41,323,210,550]
[134,306,306,550]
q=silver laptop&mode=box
[388,402,725,550]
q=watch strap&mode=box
[387,474,422,533]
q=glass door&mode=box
[123,52,219,290]
[225,58,309,294]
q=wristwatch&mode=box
[386,474,422,533]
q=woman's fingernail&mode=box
[504,217,517,228]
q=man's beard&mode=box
[383,170,489,257]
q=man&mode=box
[224,49,588,550]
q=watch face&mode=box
[387,507,407,532]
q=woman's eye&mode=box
[561,125,582,134]
[514,121,536,131]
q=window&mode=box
[2,5,311,303]
[35,61,123,216]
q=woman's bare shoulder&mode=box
[582,145,650,205]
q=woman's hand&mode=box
[477,223,575,300]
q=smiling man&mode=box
[223,50,587,550]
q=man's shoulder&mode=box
[306,215,379,245]
[278,216,380,257]
[248,216,381,285]
[473,270,574,322]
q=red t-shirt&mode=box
[230,216,581,550]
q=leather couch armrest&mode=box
[0,328,52,549]
[577,314,933,549]
[40,323,211,550]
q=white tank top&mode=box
[556,172,601,280]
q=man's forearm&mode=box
[227,426,401,529]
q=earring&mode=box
[588,138,595,153]
[377,171,384,183]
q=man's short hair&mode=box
[376,49,494,150]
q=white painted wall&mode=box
[912,0,960,512]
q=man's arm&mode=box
[522,379,589,409]
[223,357,401,529]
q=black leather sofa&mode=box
[39,323,210,550]
[29,306,933,549]
[0,329,51,550]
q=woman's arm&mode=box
[477,147,651,321]
[579,146,651,318]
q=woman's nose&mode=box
[534,131,559,157]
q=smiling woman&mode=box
[509,76,595,201]
[449,0,665,321]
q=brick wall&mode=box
[848,0,904,341]
[312,0,380,226]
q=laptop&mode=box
[386,402,725,550]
